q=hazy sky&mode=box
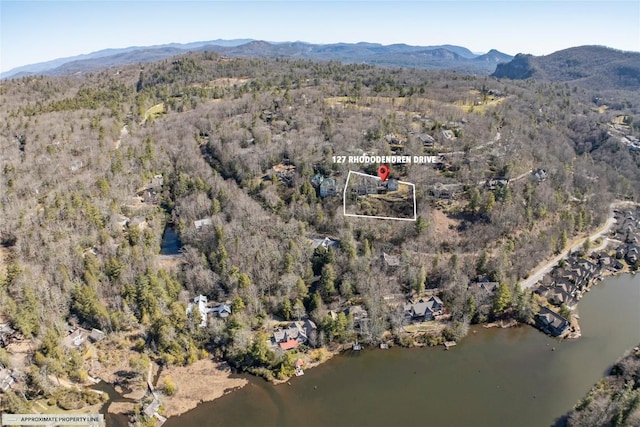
[1,0,639,73]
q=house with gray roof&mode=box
[319,178,338,198]
[0,368,15,393]
[418,133,436,147]
[403,296,444,323]
[345,305,368,323]
[311,237,339,250]
[468,281,499,293]
[385,179,398,192]
[272,319,317,349]
[627,245,640,265]
[210,303,232,318]
[535,306,570,337]
[533,168,548,182]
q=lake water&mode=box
[160,225,182,255]
[163,274,640,427]
[93,381,132,427]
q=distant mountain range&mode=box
[4,41,638,91]
[492,45,640,90]
[1,40,513,79]
[0,39,253,79]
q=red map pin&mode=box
[378,165,390,182]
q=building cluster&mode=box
[534,257,600,308]
[349,177,399,198]
[612,208,640,267]
[608,117,640,152]
[531,205,640,338]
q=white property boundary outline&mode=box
[343,170,417,221]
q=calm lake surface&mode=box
[164,274,640,427]
[160,225,182,255]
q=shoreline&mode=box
[106,269,638,424]
[98,202,640,422]
[158,273,631,425]
[155,359,248,418]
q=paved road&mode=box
[518,201,639,289]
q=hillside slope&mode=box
[492,46,640,90]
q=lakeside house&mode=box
[272,319,317,350]
[615,243,640,266]
[210,303,232,318]
[534,254,601,308]
[535,306,570,337]
[345,305,369,330]
[596,254,624,272]
[403,296,444,323]
[187,295,209,328]
[467,278,497,314]
[544,282,576,306]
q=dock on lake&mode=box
[444,341,457,350]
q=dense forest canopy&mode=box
[0,51,639,404]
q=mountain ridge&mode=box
[1,40,512,79]
[492,45,640,90]
[0,39,254,79]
